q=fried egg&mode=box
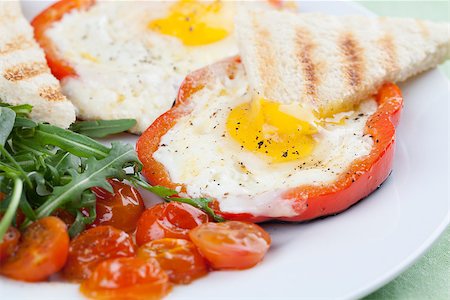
[153,63,377,217]
[45,0,279,133]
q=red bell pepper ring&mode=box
[137,56,403,222]
[31,0,95,80]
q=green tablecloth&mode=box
[356,1,450,299]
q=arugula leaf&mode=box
[33,124,109,158]
[25,142,140,224]
[45,151,77,178]
[167,197,225,222]
[0,103,32,117]
[18,193,36,222]
[0,107,16,146]
[68,207,96,238]
[70,119,136,138]
[0,178,23,241]
[12,136,54,156]
[28,171,51,197]
[0,162,20,178]
[67,190,97,237]
[15,156,37,172]
[130,177,178,198]
[0,145,32,187]
[14,117,37,128]
[130,176,224,222]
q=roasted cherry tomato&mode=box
[137,238,208,284]
[135,202,208,246]
[80,257,171,300]
[63,226,135,281]
[0,227,20,262]
[189,221,271,270]
[91,180,145,233]
[0,195,22,249]
[52,209,76,227]
[0,217,69,282]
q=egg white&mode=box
[45,1,277,133]
[153,63,377,218]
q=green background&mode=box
[355,1,449,299]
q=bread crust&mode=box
[0,1,75,128]
[236,8,450,114]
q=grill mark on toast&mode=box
[0,35,33,55]
[252,17,278,97]
[378,34,398,75]
[295,27,318,100]
[339,33,364,88]
[39,86,66,102]
[3,62,49,81]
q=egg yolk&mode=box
[227,99,318,163]
[149,0,233,46]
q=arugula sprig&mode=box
[0,103,223,240]
[70,119,137,138]
[24,143,139,226]
[131,177,224,222]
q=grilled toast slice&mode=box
[236,8,450,114]
[0,1,76,128]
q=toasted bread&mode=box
[0,1,75,128]
[236,8,450,114]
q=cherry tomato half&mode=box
[91,180,145,233]
[0,227,20,263]
[189,221,271,270]
[52,208,76,227]
[0,217,69,282]
[138,238,208,284]
[135,202,208,246]
[63,226,135,281]
[80,257,171,300]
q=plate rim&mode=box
[4,1,450,299]
[348,212,450,299]
[345,2,450,298]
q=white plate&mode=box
[2,1,449,299]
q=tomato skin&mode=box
[138,238,208,284]
[31,0,95,80]
[135,202,208,246]
[80,257,171,300]
[91,180,145,233]
[189,221,271,270]
[0,217,69,282]
[63,226,135,282]
[52,209,76,227]
[0,227,20,263]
